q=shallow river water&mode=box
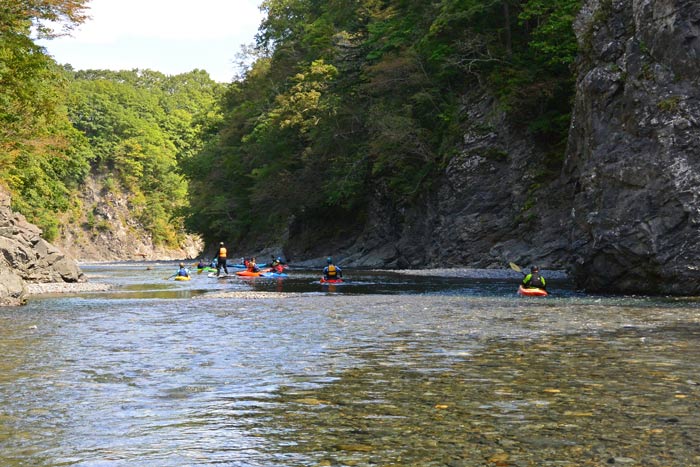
[1,263,699,466]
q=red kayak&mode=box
[518,285,548,297]
[320,277,344,284]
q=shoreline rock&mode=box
[1,187,88,305]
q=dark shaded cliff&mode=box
[564,0,700,293]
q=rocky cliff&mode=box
[564,0,700,293]
[0,188,84,306]
[53,177,202,262]
[323,0,700,295]
[338,91,572,271]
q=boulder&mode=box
[0,188,84,305]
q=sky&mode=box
[39,0,265,83]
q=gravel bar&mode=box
[26,282,112,294]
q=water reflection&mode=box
[0,264,699,466]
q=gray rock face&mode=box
[564,0,700,293]
[344,93,572,272]
[0,188,84,306]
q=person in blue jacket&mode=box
[176,262,190,278]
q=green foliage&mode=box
[66,69,223,246]
[657,96,680,113]
[0,2,92,239]
[183,0,583,249]
[1,6,222,245]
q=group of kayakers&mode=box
[183,242,544,293]
[187,241,291,278]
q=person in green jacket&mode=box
[522,266,546,289]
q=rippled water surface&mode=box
[1,263,699,466]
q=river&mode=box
[1,263,699,466]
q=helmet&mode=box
[277,257,281,262]
[531,266,539,272]
[179,262,184,267]
[220,241,224,246]
[327,257,333,264]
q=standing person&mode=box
[522,266,546,290]
[323,257,342,280]
[216,242,229,276]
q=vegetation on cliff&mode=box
[182,0,581,250]
[66,68,223,246]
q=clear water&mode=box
[1,262,699,466]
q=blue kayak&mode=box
[261,272,288,278]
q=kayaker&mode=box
[323,257,342,280]
[176,262,190,278]
[196,259,206,270]
[216,242,229,276]
[522,266,546,290]
[247,257,260,272]
[270,256,285,273]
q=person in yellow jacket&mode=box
[216,242,229,276]
[323,257,342,280]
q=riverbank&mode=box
[378,267,569,280]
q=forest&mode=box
[1,0,581,254]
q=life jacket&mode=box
[524,273,545,288]
[218,246,227,258]
[177,268,188,277]
[327,264,337,277]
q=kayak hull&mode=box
[174,275,191,281]
[236,270,263,277]
[518,285,547,297]
[261,272,288,278]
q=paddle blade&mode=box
[509,262,522,273]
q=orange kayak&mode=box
[518,285,548,297]
[236,270,263,277]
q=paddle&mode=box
[509,262,525,276]
[164,273,176,280]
